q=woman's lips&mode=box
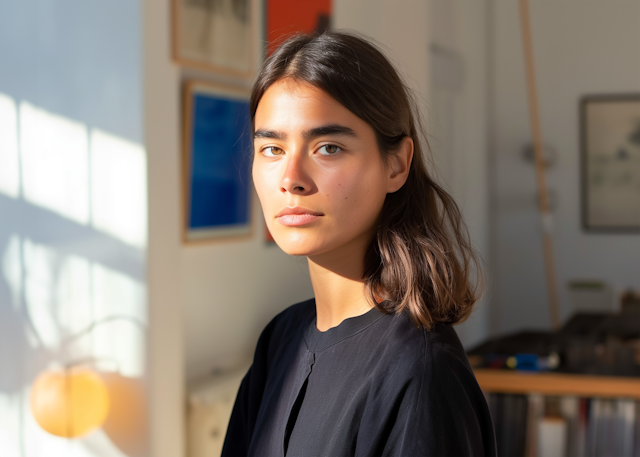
[276,207,323,227]
[277,213,322,226]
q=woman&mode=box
[222,31,496,457]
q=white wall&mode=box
[0,0,149,455]
[427,0,491,348]
[183,240,313,380]
[490,0,640,334]
[334,0,430,129]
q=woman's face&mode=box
[253,78,408,258]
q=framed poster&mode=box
[581,94,640,232]
[266,0,331,55]
[182,80,252,243]
[172,0,257,78]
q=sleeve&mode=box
[356,341,497,457]
[221,321,274,457]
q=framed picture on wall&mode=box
[182,80,253,243]
[172,0,258,79]
[265,0,331,54]
[581,94,640,232]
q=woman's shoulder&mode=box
[369,314,495,457]
[376,311,474,379]
[374,313,488,423]
[381,310,465,352]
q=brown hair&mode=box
[250,31,482,330]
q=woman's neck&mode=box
[307,235,374,332]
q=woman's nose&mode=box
[279,151,314,195]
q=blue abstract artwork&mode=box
[187,88,251,239]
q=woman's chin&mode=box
[276,242,322,257]
[271,236,330,257]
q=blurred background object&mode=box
[567,280,616,313]
[621,290,640,314]
[186,364,250,457]
[30,367,110,439]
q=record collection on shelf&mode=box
[487,393,640,457]
[470,300,640,456]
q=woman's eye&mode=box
[262,146,284,157]
[318,144,342,155]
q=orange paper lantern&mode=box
[30,368,110,438]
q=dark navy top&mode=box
[222,298,496,457]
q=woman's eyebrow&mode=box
[254,129,286,140]
[253,124,358,141]
[302,124,358,140]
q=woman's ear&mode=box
[386,137,414,193]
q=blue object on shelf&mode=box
[514,353,538,371]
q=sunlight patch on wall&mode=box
[23,238,61,350]
[0,392,20,456]
[56,253,93,360]
[92,263,147,378]
[1,234,22,312]
[7,235,147,370]
[0,93,20,198]
[1,94,149,250]
[90,129,148,249]
[19,102,90,225]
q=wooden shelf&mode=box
[473,369,640,399]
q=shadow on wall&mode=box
[0,92,148,456]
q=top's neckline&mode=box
[304,301,386,353]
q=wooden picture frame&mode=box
[172,0,258,79]
[581,94,640,232]
[182,80,253,244]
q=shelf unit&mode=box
[473,369,640,399]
